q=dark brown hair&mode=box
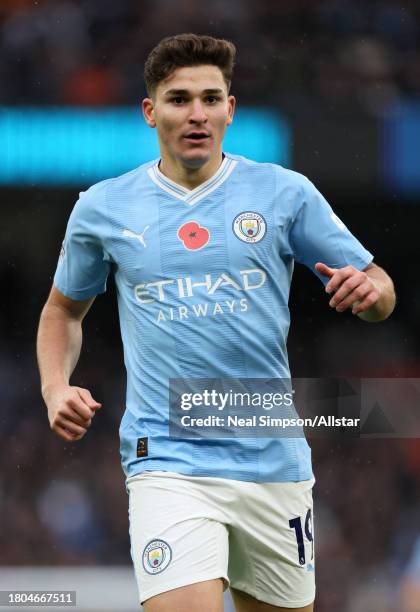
[144,33,236,97]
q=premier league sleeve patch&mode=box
[58,241,66,264]
[233,211,267,243]
[142,539,172,575]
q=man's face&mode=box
[142,65,235,169]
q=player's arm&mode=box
[37,286,102,442]
[315,261,396,322]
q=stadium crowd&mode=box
[0,0,419,114]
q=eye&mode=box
[206,95,219,104]
[171,96,185,105]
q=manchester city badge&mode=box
[233,211,267,243]
[142,539,172,575]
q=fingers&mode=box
[51,417,87,442]
[352,290,380,315]
[329,278,370,312]
[335,281,376,312]
[56,427,85,443]
[327,273,360,307]
[324,265,355,294]
[77,387,102,412]
[47,386,102,443]
[58,405,92,428]
[53,426,77,443]
[319,264,380,314]
[55,416,87,437]
[61,398,92,426]
[65,387,101,424]
[315,262,335,279]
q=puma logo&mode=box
[123,226,150,248]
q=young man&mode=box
[37,34,395,612]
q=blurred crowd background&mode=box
[1,0,420,113]
[1,1,420,611]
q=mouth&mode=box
[183,132,210,143]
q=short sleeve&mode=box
[54,184,111,300]
[289,177,373,285]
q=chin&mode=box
[180,152,211,169]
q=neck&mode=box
[159,151,223,190]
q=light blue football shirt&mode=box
[54,153,373,482]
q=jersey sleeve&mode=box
[289,176,374,285]
[54,184,111,300]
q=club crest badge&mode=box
[142,539,172,575]
[233,212,266,243]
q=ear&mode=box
[226,95,236,126]
[142,98,156,128]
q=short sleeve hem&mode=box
[53,280,107,301]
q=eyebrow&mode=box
[163,88,224,96]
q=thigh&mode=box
[230,586,313,612]
[228,478,316,609]
[127,472,230,606]
[144,578,224,612]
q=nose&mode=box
[188,99,207,124]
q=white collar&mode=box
[147,155,237,205]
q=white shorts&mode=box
[127,471,316,608]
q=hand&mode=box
[315,262,380,315]
[43,384,102,442]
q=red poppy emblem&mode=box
[178,221,210,250]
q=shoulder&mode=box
[225,153,313,194]
[75,158,158,211]
[225,154,320,218]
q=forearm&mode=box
[37,304,83,399]
[357,266,396,322]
